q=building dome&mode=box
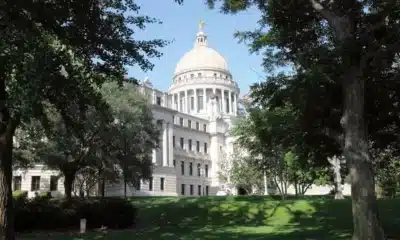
[174,45,229,75]
[173,21,230,76]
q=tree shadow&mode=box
[128,195,400,239]
[22,196,400,239]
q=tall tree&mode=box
[1,1,167,238]
[202,0,400,238]
[101,82,159,197]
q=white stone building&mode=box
[12,22,240,197]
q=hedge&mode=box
[14,194,137,232]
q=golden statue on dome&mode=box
[198,20,205,32]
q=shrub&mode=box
[38,191,52,200]
[14,197,137,232]
[12,190,28,199]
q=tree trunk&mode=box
[263,171,268,195]
[64,172,75,200]
[98,176,105,197]
[124,178,127,198]
[341,73,385,240]
[0,131,15,240]
[328,156,344,199]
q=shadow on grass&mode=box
[20,196,400,239]
[128,195,400,240]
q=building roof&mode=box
[173,21,230,76]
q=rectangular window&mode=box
[180,137,184,149]
[189,162,193,176]
[205,164,209,177]
[173,136,175,147]
[191,97,194,110]
[198,96,204,111]
[160,177,165,191]
[198,185,202,195]
[157,119,163,129]
[204,143,208,153]
[50,176,58,191]
[226,98,230,113]
[179,99,183,111]
[188,139,192,151]
[134,178,141,190]
[13,176,21,191]
[196,141,200,152]
[206,186,209,196]
[181,161,185,175]
[149,177,153,191]
[196,122,199,130]
[180,118,184,126]
[188,120,192,128]
[31,176,40,191]
[190,185,194,195]
[156,96,161,106]
[197,163,201,176]
[203,124,207,132]
[181,184,185,195]
[173,159,176,167]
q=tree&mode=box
[327,156,345,199]
[203,0,400,238]
[1,1,167,236]
[36,104,113,199]
[31,81,158,199]
[101,82,159,197]
[231,107,294,199]
[219,149,264,195]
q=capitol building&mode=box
[12,22,242,197]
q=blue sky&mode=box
[127,0,264,96]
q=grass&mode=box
[19,196,400,239]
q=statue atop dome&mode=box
[198,20,205,33]
[195,20,207,47]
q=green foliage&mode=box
[20,81,159,197]
[12,191,27,199]
[232,106,330,196]
[101,81,159,187]
[38,191,52,199]
[373,148,400,198]
[224,154,264,194]
[14,197,137,232]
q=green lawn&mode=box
[19,196,400,239]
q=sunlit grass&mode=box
[20,196,400,239]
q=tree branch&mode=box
[309,0,353,41]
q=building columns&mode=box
[194,88,197,113]
[184,90,188,113]
[228,91,232,114]
[222,90,225,113]
[203,88,207,112]
[233,93,237,115]
[152,149,157,164]
[162,121,168,166]
[177,92,181,112]
[168,122,174,166]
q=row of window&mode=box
[172,136,208,153]
[176,117,207,132]
[181,184,209,196]
[177,72,231,81]
[13,176,58,192]
[172,161,209,177]
[137,177,165,191]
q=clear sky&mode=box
[127,0,264,96]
